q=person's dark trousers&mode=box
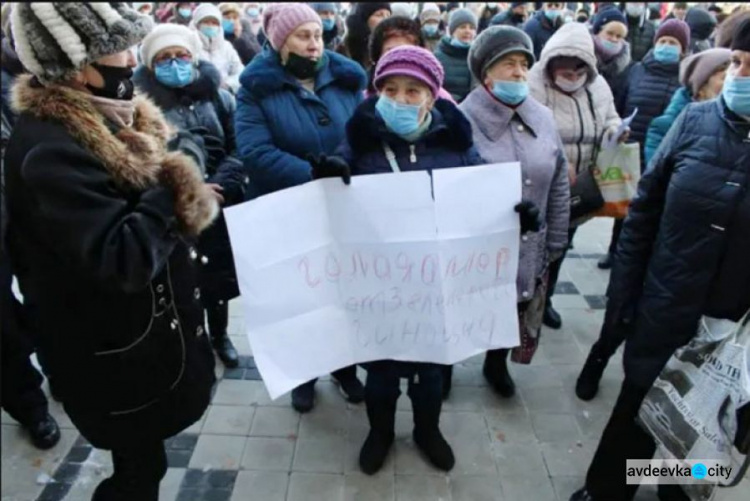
[92,441,168,501]
[546,227,578,303]
[584,379,690,501]
[607,218,624,255]
[589,298,628,362]
[296,365,359,391]
[1,260,48,426]
[366,362,443,407]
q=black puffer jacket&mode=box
[134,61,248,303]
[609,98,750,389]
[226,18,262,65]
[622,50,680,165]
[4,75,217,449]
[625,12,656,62]
[434,37,476,103]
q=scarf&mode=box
[81,93,136,129]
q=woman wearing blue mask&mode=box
[191,3,243,93]
[310,2,343,51]
[620,19,689,170]
[435,8,479,102]
[219,2,261,65]
[419,3,443,52]
[523,2,565,61]
[134,23,250,370]
[314,45,541,474]
[235,3,367,414]
[458,26,570,400]
[168,2,194,26]
[570,18,750,501]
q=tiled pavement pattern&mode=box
[2,219,748,501]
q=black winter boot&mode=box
[483,349,515,398]
[569,488,595,501]
[441,365,453,400]
[410,384,455,471]
[207,302,238,368]
[597,252,614,270]
[543,301,562,329]
[26,413,60,450]
[359,393,397,475]
[575,344,609,401]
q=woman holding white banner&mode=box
[309,45,542,476]
[234,2,367,414]
[457,26,571,399]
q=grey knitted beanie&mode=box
[448,8,477,35]
[10,2,153,84]
[469,25,535,81]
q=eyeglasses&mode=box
[153,53,192,66]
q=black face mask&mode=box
[86,62,135,100]
[511,13,526,23]
[284,53,320,80]
[577,15,589,23]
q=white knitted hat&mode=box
[139,23,202,69]
[192,3,222,25]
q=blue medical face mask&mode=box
[375,95,424,136]
[722,74,750,116]
[601,39,622,53]
[545,9,561,22]
[491,80,528,105]
[222,19,235,35]
[450,37,471,48]
[654,44,680,63]
[322,18,336,31]
[423,24,438,36]
[247,7,260,17]
[178,7,192,18]
[155,59,195,88]
[200,25,220,39]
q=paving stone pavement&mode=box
[2,219,748,501]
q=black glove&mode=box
[307,153,351,185]
[514,200,541,234]
[188,126,226,168]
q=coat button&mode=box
[189,248,198,260]
[194,287,201,300]
[196,326,204,337]
[521,291,530,299]
[201,255,209,265]
[159,297,167,306]
[522,235,529,242]
[156,284,165,293]
[170,319,178,330]
[517,125,524,132]
[524,179,532,186]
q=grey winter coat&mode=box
[460,87,570,300]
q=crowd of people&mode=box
[0,2,748,501]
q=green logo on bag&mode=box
[599,166,629,181]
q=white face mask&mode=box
[555,74,587,93]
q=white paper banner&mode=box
[225,163,522,398]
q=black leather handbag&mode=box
[569,90,605,221]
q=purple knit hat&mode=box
[262,3,321,51]
[373,45,445,97]
[655,19,690,52]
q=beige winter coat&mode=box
[528,23,621,180]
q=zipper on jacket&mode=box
[572,97,586,174]
[409,144,417,163]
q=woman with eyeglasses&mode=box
[134,23,250,371]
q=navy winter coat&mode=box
[609,98,750,389]
[235,47,367,198]
[524,11,562,61]
[338,97,484,175]
[434,37,476,103]
[621,50,680,166]
[134,61,248,303]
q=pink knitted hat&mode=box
[373,45,445,98]
[262,3,322,51]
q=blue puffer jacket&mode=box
[609,98,750,389]
[643,86,692,167]
[338,97,484,175]
[523,10,562,61]
[434,37,476,103]
[621,50,681,166]
[235,47,367,198]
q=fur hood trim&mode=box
[10,74,218,236]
